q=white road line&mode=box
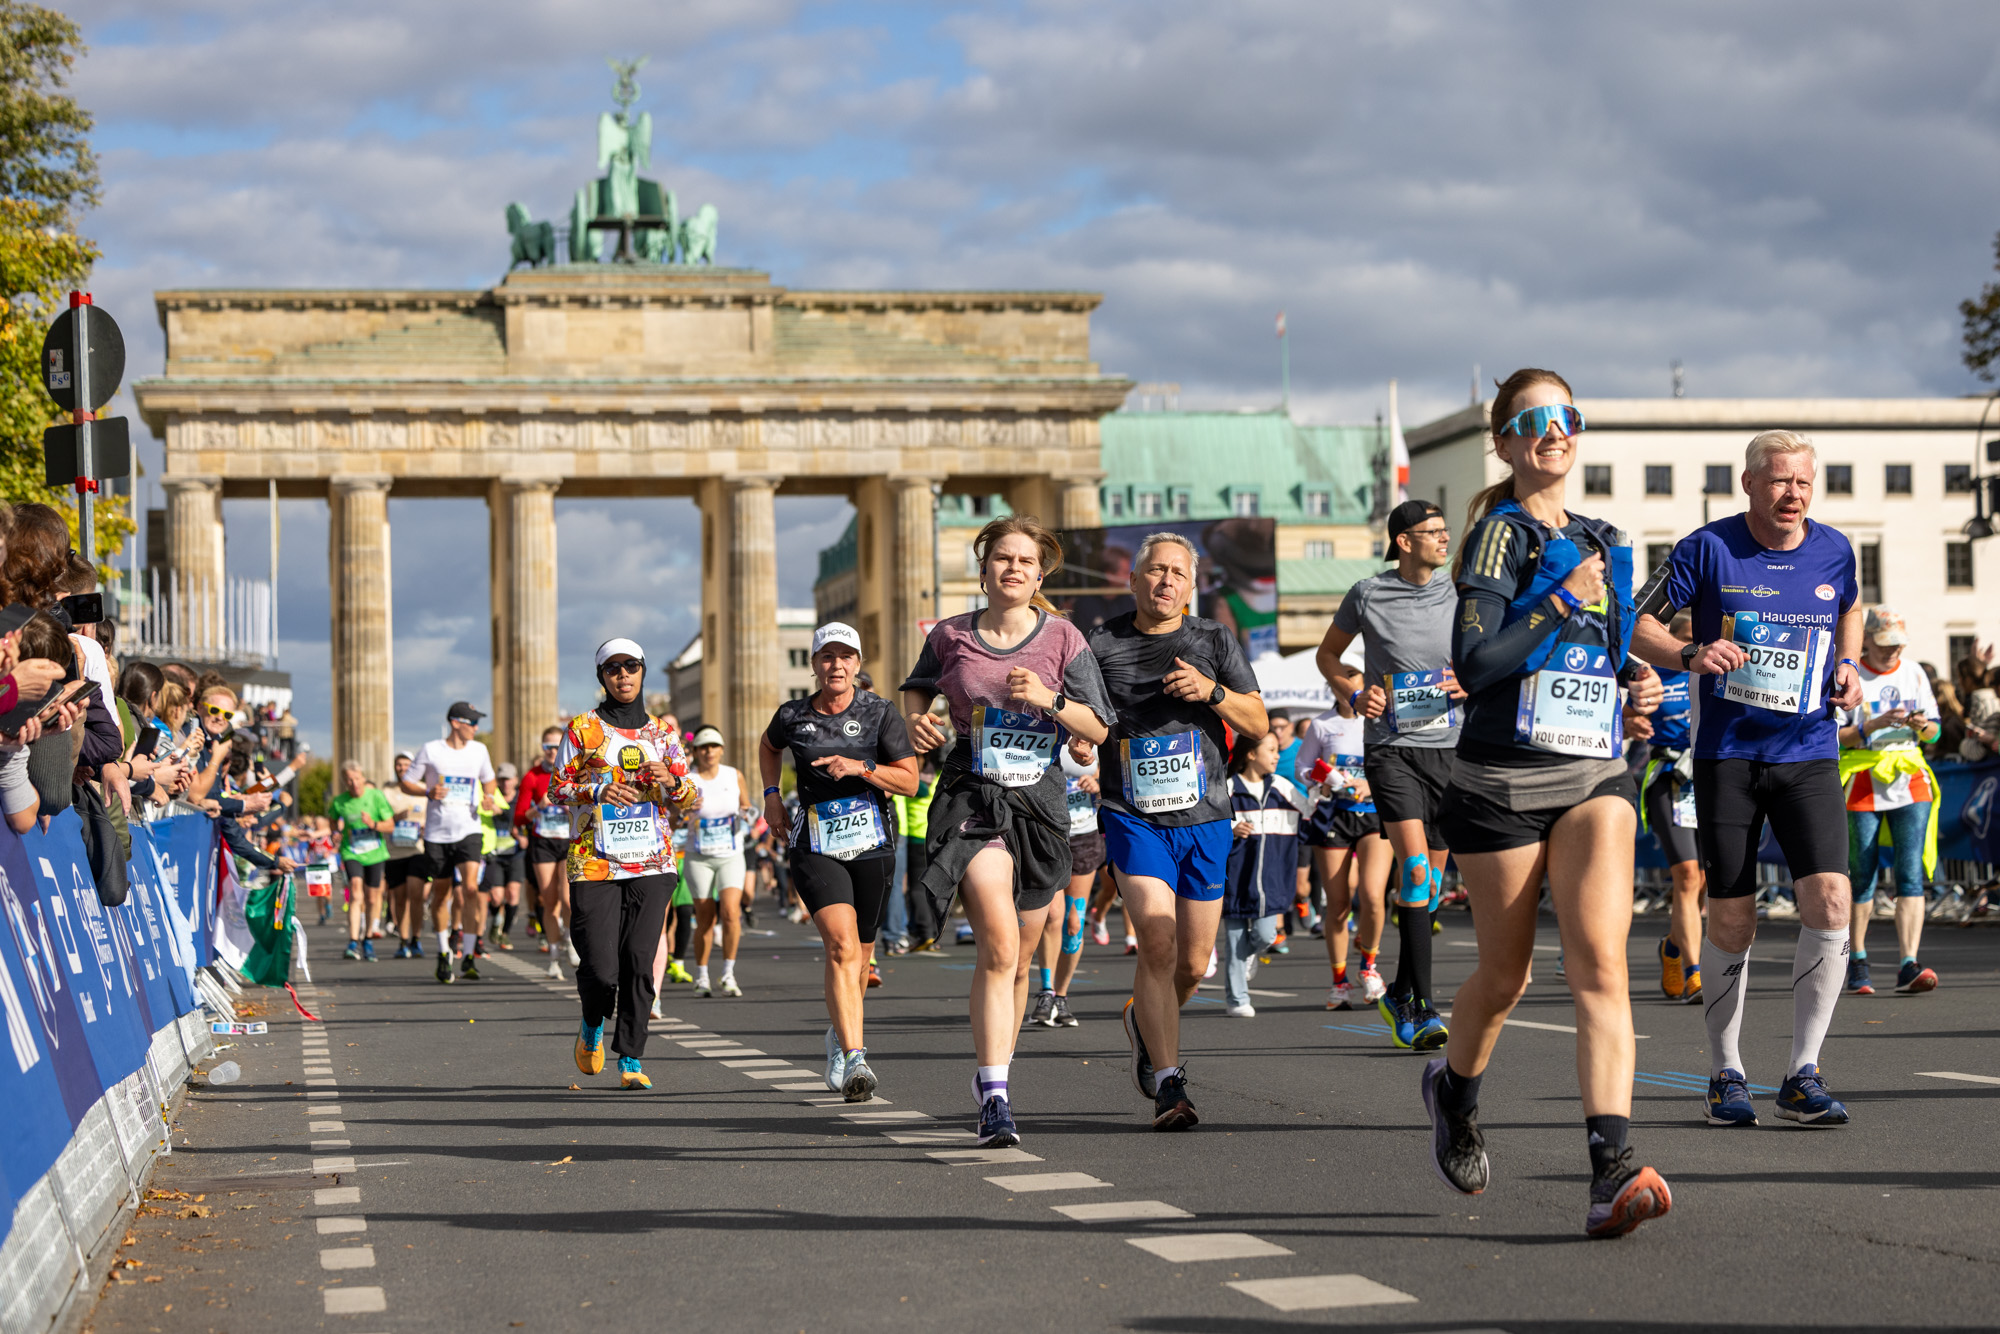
[312,1157,357,1174]
[841,1110,931,1123]
[983,1172,1109,1192]
[740,1068,808,1080]
[881,1130,972,1145]
[803,1095,891,1105]
[928,1148,1040,1165]
[320,1245,376,1270]
[676,1039,742,1048]
[316,1217,367,1235]
[315,1187,361,1206]
[307,1079,339,1088]
[1128,1233,1292,1262]
[1226,1274,1419,1312]
[310,1122,345,1133]
[701,1048,766,1057]
[771,1082,832,1091]
[323,1288,386,1315]
[307,1106,342,1117]
[720,1058,791,1068]
[1194,984,1298,998]
[1053,1200,1191,1222]
[1916,1071,2000,1086]
[311,1139,352,1149]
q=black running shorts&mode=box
[1692,757,1849,899]
[790,849,897,944]
[1362,747,1454,850]
[417,833,484,882]
[341,859,385,889]
[1302,801,1379,849]
[1641,769,1699,867]
[1069,830,1106,880]
[526,833,570,867]
[1438,770,1638,856]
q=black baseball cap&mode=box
[446,701,485,725]
[1385,499,1445,557]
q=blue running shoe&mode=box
[1704,1069,1758,1126]
[1776,1064,1850,1126]
[1411,1004,1449,1052]
[410,940,426,959]
[1377,995,1416,1050]
[976,1094,1020,1147]
[1845,958,1874,996]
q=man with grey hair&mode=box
[1633,428,1864,1129]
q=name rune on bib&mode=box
[1721,613,1829,716]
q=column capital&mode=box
[496,475,562,495]
[161,474,221,495]
[329,473,393,496]
[887,474,946,492]
[724,473,782,493]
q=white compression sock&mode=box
[1702,941,1751,1076]
[436,930,451,956]
[1789,927,1849,1074]
[721,958,735,980]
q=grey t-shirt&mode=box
[1331,567,1460,750]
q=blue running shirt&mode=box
[1650,668,1692,752]
[1658,514,1856,762]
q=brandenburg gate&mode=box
[131,264,1129,775]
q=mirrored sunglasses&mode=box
[1498,403,1585,439]
[602,659,644,676]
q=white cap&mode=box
[811,622,863,656]
[594,637,646,667]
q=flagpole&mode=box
[1276,311,1289,416]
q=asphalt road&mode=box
[86,902,2000,1334]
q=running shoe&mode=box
[649,996,664,1020]
[575,1021,605,1076]
[342,942,362,961]
[1121,997,1157,1098]
[492,928,510,950]
[1376,994,1416,1050]
[956,923,976,945]
[460,955,480,981]
[841,1049,877,1103]
[1123,939,1138,956]
[1245,953,1260,983]
[1270,930,1288,956]
[410,940,425,958]
[1203,949,1217,980]
[1681,964,1702,1004]
[1554,951,1565,978]
[1152,1069,1198,1131]
[394,942,412,960]
[1776,1064,1850,1126]
[695,976,713,997]
[1029,990,1057,1028]
[1420,1057,1489,1195]
[1584,1151,1672,1238]
[1326,981,1351,1010]
[1224,1003,1255,1018]
[619,1056,651,1090]
[436,952,455,985]
[565,939,581,967]
[1359,967,1387,1003]
[1658,937,1687,1000]
[361,940,377,962]
[866,963,884,988]
[547,961,564,980]
[720,975,742,997]
[1411,1004,1449,1051]
[823,1027,846,1092]
[1845,958,1874,995]
[1895,960,1938,994]
[1704,1069,1758,1127]
[1052,995,1079,1027]
[1091,916,1110,947]
[539,939,552,955]
[472,938,491,958]
[666,960,694,985]
[976,1095,1020,1147]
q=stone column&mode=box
[1056,480,1102,530]
[888,477,937,681]
[488,478,560,769]
[725,476,780,767]
[163,475,225,654]
[328,476,395,780]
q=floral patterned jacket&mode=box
[548,711,700,882]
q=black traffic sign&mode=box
[42,305,124,413]
[43,418,130,486]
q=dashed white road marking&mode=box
[803,1095,890,1105]
[312,1139,352,1149]
[310,1121,345,1133]
[984,1172,1109,1192]
[1053,1200,1192,1222]
[323,1288,386,1315]
[772,1081,833,1091]
[841,1110,931,1123]
[720,1058,791,1068]
[881,1130,970,1144]
[1916,1071,2000,1085]
[1194,984,1297,999]
[316,1217,367,1235]
[928,1148,1039,1165]
[312,1157,357,1173]
[742,1068,809,1080]
[315,1187,361,1206]
[321,1245,376,1270]
[1227,1274,1419,1312]
[1128,1232,1292,1262]
[701,1047,766,1057]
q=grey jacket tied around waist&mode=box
[918,755,1073,928]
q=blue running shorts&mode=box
[1102,810,1231,902]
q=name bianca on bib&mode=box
[972,705,1059,787]
[1385,670,1458,734]
[1121,730,1205,814]
[1720,612,1831,716]
[1515,644,1622,758]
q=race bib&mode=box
[1515,647,1620,758]
[1327,754,1368,806]
[391,819,420,848]
[697,815,737,857]
[973,705,1058,787]
[1238,808,1300,837]
[535,806,571,839]
[441,775,477,808]
[1122,731,1205,814]
[808,796,886,860]
[1387,670,1456,734]
[1671,779,1697,828]
[1065,780,1099,835]
[1721,615,1828,716]
[346,830,382,857]
[595,803,663,860]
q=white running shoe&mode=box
[1359,967,1387,1003]
[547,961,564,980]
[824,1026,846,1091]
[720,975,742,997]
[1203,949,1217,980]
[1326,982,1352,1010]
[1245,954,1260,983]
[565,939,581,966]
[649,995,663,1020]
[695,976,713,998]
[1224,1003,1256,1018]
[1091,916,1110,947]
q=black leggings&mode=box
[1693,757,1848,899]
[793,849,897,944]
[903,835,935,944]
[569,873,673,1059]
[673,900,695,962]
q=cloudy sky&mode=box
[66,0,2000,757]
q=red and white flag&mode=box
[1275,311,1286,339]
[1388,378,1410,504]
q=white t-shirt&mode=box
[409,739,494,843]
[1296,708,1366,776]
[689,766,745,858]
[72,634,115,721]
[1840,656,1938,754]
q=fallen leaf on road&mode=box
[567,1084,580,1090]
[552,1156,572,1165]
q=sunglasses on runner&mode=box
[601,659,643,676]
[1497,403,1585,439]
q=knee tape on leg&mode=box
[1398,854,1431,908]
[1426,862,1443,910]
[1061,896,1087,954]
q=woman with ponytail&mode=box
[1420,369,1673,1239]
[901,516,1114,1147]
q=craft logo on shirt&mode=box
[1750,585,1779,598]
[1749,623,1772,644]
[1815,584,1836,601]
[842,719,861,737]
[1564,646,1589,671]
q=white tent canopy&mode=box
[1253,638,1364,717]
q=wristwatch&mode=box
[1207,682,1226,707]
[1680,641,1701,670]
[1049,691,1067,714]
[862,759,877,774]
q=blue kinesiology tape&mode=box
[1061,895,1088,953]
[1400,854,1431,907]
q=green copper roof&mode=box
[1277,557,1384,596]
[1098,411,1378,525]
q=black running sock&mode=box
[1437,1063,1482,1116]
[502,903,519,935]
[1391,902,1434,1006]
[673,903,695,961]
[1585,1114,1630,1178]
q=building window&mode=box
[1945,463,1974,494]
[1135,491,1161,518]
[1232,491,1260,518]
[1946,541,1974,588]
[1703,465,1732,496]
[1105,490,1125,519]
[1583,465,1612,497]
[1950,634,1977,670]
[1303,540,1333,560]
[1304,490,1330,517]
[1172,490,1190,518]
[788,687,810,700]
[1825,464,1853,495]
[1885,464,1912,495]
[1644,465,1673,497]
[1859,542,1881,605]
[1370,538,1384,558]
[788,648,808,668]
[1646,543,1672,575]
[968,494,992,517]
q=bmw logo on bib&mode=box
[1750,623,1771,644]
[1564,646,1589,671]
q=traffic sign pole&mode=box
[70,291,95,561]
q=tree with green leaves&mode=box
[1961,231,2000,383]
[0,2,129,573]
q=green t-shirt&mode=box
[330,788,395,866]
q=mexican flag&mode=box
[239,874,297,988]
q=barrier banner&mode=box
[1936,759,2000,864]
[153,813,218,970]
[129,825,198,1015]
[0,840,83,1222]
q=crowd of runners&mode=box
[275,364,1999,1241]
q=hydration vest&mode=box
[1486,499,1635,676]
